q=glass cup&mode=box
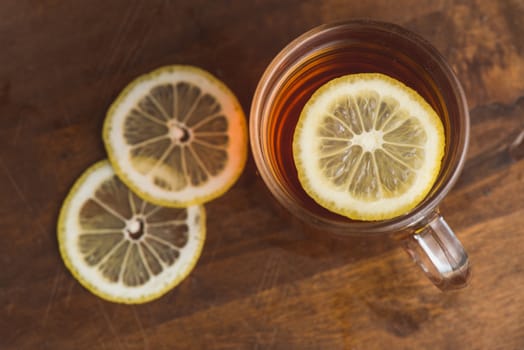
[249,20,470,290]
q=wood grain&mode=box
[1,0,523,349]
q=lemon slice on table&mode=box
[57,160,205,304]
[103,65,247,207]
[293,73,445,221]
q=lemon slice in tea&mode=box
[103,65,247,207]
[57,160,205,304]
[293,73,445,221]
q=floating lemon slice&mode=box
[103,65,247,207]
[293,73,445,221]
[57,160,205,304]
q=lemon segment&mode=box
[293,73,445,221]
[57,160,206,304]
[103,65,247,207]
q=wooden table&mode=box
[2,1,523,349]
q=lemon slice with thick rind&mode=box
[293,73,445,221]
[57,160,205,304]
[103,65,247,207]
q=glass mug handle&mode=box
[400,212,470,290]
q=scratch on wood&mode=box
[509,129,524,161]
[103,3,139,71]
[65,279,75,308]
[207,230,224,265]
[96,299,126,350]
[248,253,284,349]
[0,154,54,261]
[253,253,282,309]
[98,1,143,95]
[41,268,62,327]
[12,113,25,146]
[0,156,32,211]
[132,306,149,349]
[117,10,155,74]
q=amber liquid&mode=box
[265,35,453,223]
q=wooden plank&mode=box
[1,0,524,349]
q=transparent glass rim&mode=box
[249,19,470,235]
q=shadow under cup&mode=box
[250,20,470,236]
